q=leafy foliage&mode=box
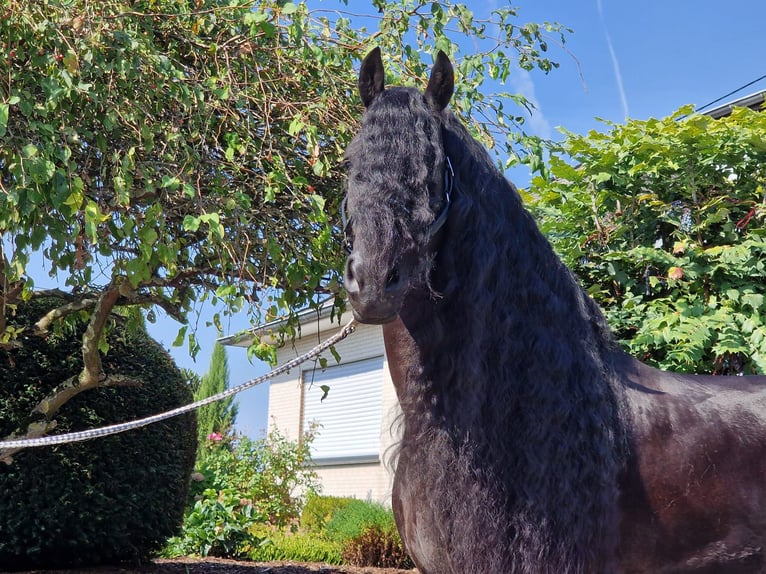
[165,428,319,558]
[324,498,398,544]
[165,487,264,559]
[527,106,766,374]
[316,496,411,568]
[1,0,570,451]
[248,495,410,567]
[0,0,567,318]
[0,297,196,569]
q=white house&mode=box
[220,301,399,504]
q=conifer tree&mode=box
[194,343,238,453]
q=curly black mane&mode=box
[386,102,630,573]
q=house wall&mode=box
[267,316,399,505]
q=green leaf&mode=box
[84,200,107,242]
[161,175,180,190]
[288,116,304,136]
[183,215,201,232]
[593,172,612,183]
[138,226,158,247]
[21,143,38,158]
[0,103,8,137]
[173,326,188,348]
[743,293,765,312]
[125,258,150,287]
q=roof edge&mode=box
[218,297,343,348]
[704,91,765,119]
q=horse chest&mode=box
[392,429,513,574]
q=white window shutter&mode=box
[302,357,384,464]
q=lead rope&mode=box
[0,318,358,450]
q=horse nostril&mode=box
[345,255,363,295]
[385,266,404,294]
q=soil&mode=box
[13,558,417,574]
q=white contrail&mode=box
[596,0,630,117]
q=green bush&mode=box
[342,525,414,569]
[164,488,261,559]
[313,497,413,568]
[527,106,766,374]
[259,496,412,567]
[325,499,397,543]
[165,429,319,558]
[250,530,343,564]
[0,297,197,570]
[300,493,357,533]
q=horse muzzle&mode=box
[344,253,407,324]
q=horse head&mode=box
[343,48,455,324]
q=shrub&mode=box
[325,499,396,543]
[254,497,412,567]
[165,429,319,558]
[527,106,766,374]
[316,497,413,569]
[342,525,414,569]
[0,297,197,570]
[250,530,343,564]
[300,493,357,533]
[164,488,261,559]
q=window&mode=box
[302,356,384,465]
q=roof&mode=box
[702,90,765,119]
[217,297,342,348]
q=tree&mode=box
[526,105,766,374]
[1,0,568,451]
[195,342,239,454]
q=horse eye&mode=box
[341,196,354,254]
[343,223,354,254]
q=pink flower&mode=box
[207,432,223,442]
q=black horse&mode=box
[342,47,766,573]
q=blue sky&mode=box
[27,1,764,439]
[489,1,765,151]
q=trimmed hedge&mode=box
[0,297,197,570]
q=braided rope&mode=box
[0,318,357,450]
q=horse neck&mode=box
[389,132,623,430]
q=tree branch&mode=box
[35,297,99,332]
[1,281,125,463]
[0,373,141,464]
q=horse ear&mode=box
[359,47,385,108]
[425,50,454,112]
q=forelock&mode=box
[347,88,442,172]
